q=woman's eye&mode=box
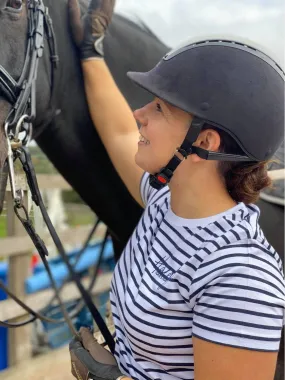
[156,103,162,112]
[6,0,22,10]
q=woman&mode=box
[68,1,285,379]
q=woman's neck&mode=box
[169,166,237,220]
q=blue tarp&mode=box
[0,263,8,370]
[25,240,114,294]
[0,239,114,371]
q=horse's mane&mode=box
[115,13,165,45]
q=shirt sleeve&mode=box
[139,172,157,207]
[191,245,285,352]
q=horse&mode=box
[0,0,168,256]
[0,1,283,378]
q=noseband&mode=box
[0,0,58,142]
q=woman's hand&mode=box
[69,327,126,380]
[68,0,115,59]
[68,0,144,207]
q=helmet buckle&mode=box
[176,148,188,160]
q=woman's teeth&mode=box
[139,135,150,144]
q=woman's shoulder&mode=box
[178,203,284,292]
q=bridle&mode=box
[0,0,115,352]
[1,0,58,143]
[1,0,59,207]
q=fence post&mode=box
[6,174,32,366]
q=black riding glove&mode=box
[69,327,126,380]
[68,0,115,59]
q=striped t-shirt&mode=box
[110,172,285,380]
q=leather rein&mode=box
[0,0,115,353]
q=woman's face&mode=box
[134,98,192,174]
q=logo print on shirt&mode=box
[152,256,174,284]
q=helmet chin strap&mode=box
[149,117,255,190]
[149,117,205,190]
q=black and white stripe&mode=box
[110,173,285,380]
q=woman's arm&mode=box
[82,60,144,207]
[191,244,284,380]
[68,0,144,207]
[193,337,278,380]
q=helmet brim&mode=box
[127,71,190,113]
[127,71,160,99]
[127,71,211,119]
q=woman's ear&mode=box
[191,129,221,162]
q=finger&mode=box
[69,335,83,351]
[70,350,89,380]
[88,0,115,21]
[101,0,116,20]
[88,0,100,14]
[80,327,98,351]
[68,0,84,46]
[80,327,117,365]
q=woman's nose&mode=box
[133,107,148,127]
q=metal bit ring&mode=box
[14,114,29,141]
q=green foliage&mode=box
[62,190,84,204]
[0,146,90,244]
[29,145,57,174]
[30,145,84,204]
[0,217,6,238]
[66,208,95,227]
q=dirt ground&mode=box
[0,345,73,380]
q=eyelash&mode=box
[156,103,162,112]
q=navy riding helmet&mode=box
[127,39,285,189]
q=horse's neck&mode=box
[47,0,88,81]
[34,0,89,133]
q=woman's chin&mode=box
[135,154,160,175]
[135,153,147,171]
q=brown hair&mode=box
[204,125,272,204]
